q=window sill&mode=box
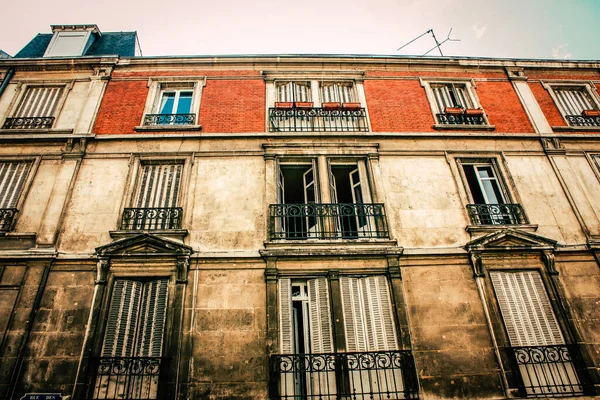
[134,125,202,132]
[433,124,495,131]
[262,238,400,257]
[0,128,74,135]
[109,229,188,243]
[0,232,37,250]
[552,125,600,132]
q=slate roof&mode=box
[14,31,137,58]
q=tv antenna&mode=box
[397,28,460,56]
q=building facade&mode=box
[0,24,599,400]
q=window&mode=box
[2,86,65,129]
[458,159,527,225]
[544,84,600,127]
[91,279,169,400]
[268,79,369,132]
[490,271,585,397]
[274,275,413,400]
[421,79,490,127]
[0,162,32,231]
[270,158,388,240]
[139,78,205,128]
[121,163,183,230]
[45,32,88,57]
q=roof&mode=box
[14,31,137,58]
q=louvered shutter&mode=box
[432,84,474,111]
[490,271,564,346]
[136,279,169,357]
[307,278,334,353]
[14,86,64,117]
[102,280,144,357]
[432,84,453,112]
[278,278,295,354]
[277,82,311,103]
[554,88,595,115]
[136,164,182,208]
[320,83,354,103]
[341,276,398,352]
[0,162,31,208]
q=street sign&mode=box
[21,394,62,400]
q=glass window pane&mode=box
[159,92,175,114]
[176,92,193,114]
[481,180,504,204]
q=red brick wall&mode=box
[476,81,533,132]
[93,70,265,134]
[529,82,566,127]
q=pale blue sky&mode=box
[1,0,599,59]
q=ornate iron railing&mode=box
[2,116,55,129]
[506,345,593,397]
[466,204,527,225]
[269,351,419,400]
[143,114,196,126]
[269,107,369,132]
[0,208,17,231]
[269,203,389,240]
[566,115,600,127]
[436,113,485,125]
[120,207,183,230]
[89,356,168,400]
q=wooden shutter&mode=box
[307,278,334,353]
[135,164,182,208]
[277,82,311,102]
[136,279,169,357]
[490,271,564,346]
[554,88,595,115]
[0,162,31,208]
[14,86,64,117]
[102,280,143,357]
[278,278,295,354]
[432,83,473,111]
[320,83,354,103]
[341,276,398,352]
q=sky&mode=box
[1,0,599,60]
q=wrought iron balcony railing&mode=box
[466,204,527,225]
[120,207,183,230]
[436,113,485,125]
[269,107,369,132]
[269,350,419,400]
[2,116,55,129]
[269,203,389,240]
[89,356,168,400]
[506,345,592,397]
[0,208,17,232]
[143,114,196,126]
[566,115,600,127]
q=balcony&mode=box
[466,204,527,225]
[436,113,485,125]
[0,208,17,232]
[506,345,592,397]
[2,116,55,129]
[269,106,369,132]
[143,114,196,126]
[120,207,182,230]
[269,203,389,240]
[566,115,600,127]
[269,350,419,400]
[89,356,168,400]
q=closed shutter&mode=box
[102,279,169,357]
[278,278,294,354]
[554,88,595,115]
[490,271,564,346]
[0,162,31,208]
[341,276,398,352]
[277,82,311,103]
[320,83,354,103]
[136,164,182,208]
[14,86,64,117]
[307,278,334,353]
[432,83,473,111]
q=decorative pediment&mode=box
[466,228,557,252]
[95,233,192,257]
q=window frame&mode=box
[542,81,600,127]
[457,158,512,205]
[0,157,39,232]
[44,31,91,57]
[420,77,493,129]
[138,77,206,130]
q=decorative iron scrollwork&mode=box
[143,114,195,125]
[2,117,55,129]
[566,115,600,127]
[466,203,527,225]
[269,107,369,132]
[121,207,183,230]
[436,113,486,125]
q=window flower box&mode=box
[275,102,294,109]
[322,102,341,111]
[444,107,464,115]
[464,108,484,116]
[582,109,600,117]
[342,102,362,110]
[295,102,314,109]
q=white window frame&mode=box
[140,77,206,127]
[542,81,600,125]
[456,158,512,205]
[420,78,490,126]
[44,31,90,57]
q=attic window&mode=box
[45,32,88,57]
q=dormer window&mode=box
[44,25,100,57]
